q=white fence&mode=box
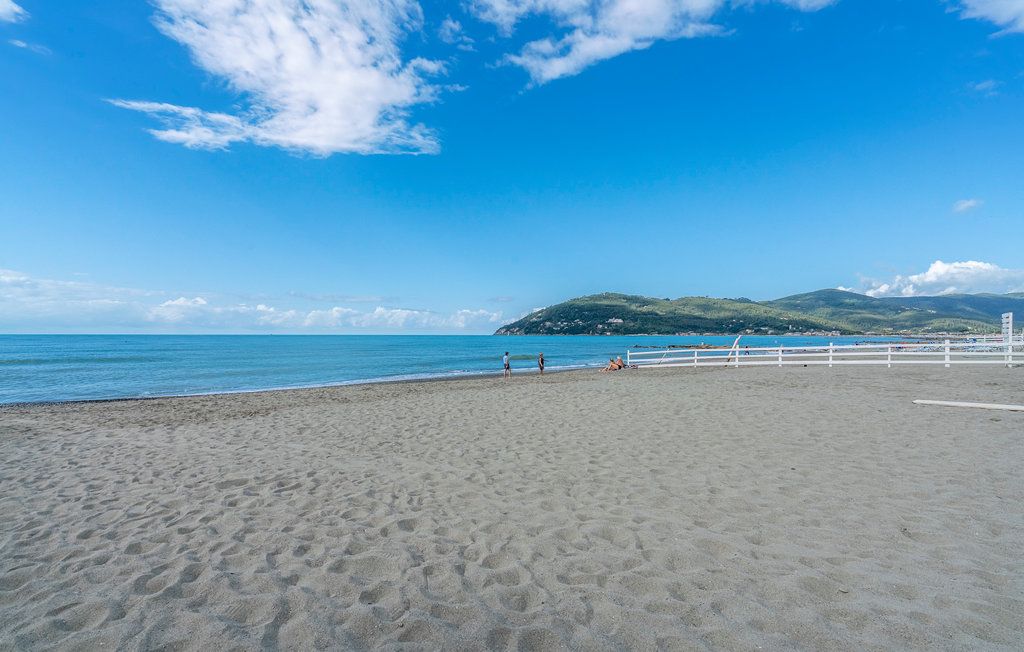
[627,337,1024,369]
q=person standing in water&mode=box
[538,352,545,375]
[503,351,511,379]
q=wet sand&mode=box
[1,365,1022,650]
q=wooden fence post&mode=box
[944,340,950,368]
[828,342,833,368]
[887,345,891,368]
[778,345,783,367]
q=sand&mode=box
[1,365,1022,650]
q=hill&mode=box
[766,289,1022,333]
[495,289,1024,335]
[495,292,846,335]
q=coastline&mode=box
[0,364,595,409]
[2,333,900,405]
[2,365,1021,649]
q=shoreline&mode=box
[5,352,1016,408]
[0,364,597,409]
[1,333,946,406]
[0,334,938,406]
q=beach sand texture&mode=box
[1,366,1022,650]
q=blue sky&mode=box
[1,0,1022,333]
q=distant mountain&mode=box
[765,289,1022,333]
[494,289,1024,335]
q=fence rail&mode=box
[627,337,1024,369]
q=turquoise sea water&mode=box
[0,334,901,404]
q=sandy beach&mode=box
[1,366,1022,650]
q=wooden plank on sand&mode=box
[913,400,1024,412]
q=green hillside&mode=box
[495,289,1024,335]
[766,289,1022,333]
[495,292,848,335]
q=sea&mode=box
[0,334,903,404]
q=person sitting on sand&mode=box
[615,356,626,369]
[601,358,618,372]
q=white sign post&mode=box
[1002,312,1014,367]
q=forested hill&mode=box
[494,290,1024,335]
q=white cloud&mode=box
[968,78,1001,96]
[952,198,983,212]
[439,16,475,50]
[448,308,504,328]
[958,0,1024,34]
[0,0,27,23]
[0,268,502,332]
[8,39,51,54]
[108,101,250,150]
[775,0,837,8]
[149,296,209,323]
[303,306,361,328]
[863,260,1024,297]
[255,304,304,326]
[147,297,304,327]
[0,268,154,327]
[113,0,443,155]
[469,0,836,83]
[304,305,502,329]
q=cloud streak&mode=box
[8,39,51,54]
[862,260,1024,297]
[0,269,502,332]
[952,198,983,213]
[469,0,837,83]
[0,0,27,23]
[968,79,1000,96]
[114,0,444,155]
[958,0,1024,34]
